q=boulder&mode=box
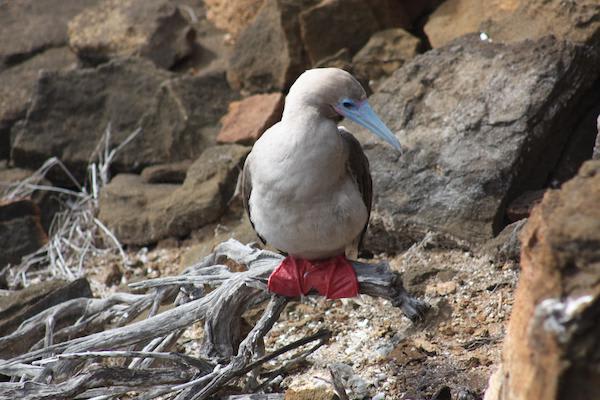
[0,199,48,268]
[0,47,78,160]
[68,0,195,69]
[204,0,266,40]
[423,0,518,48]
[98,145,249,245]
[0,278,92,358]
[484,160,600,400]
[217,93,284,145]
[0,0,98,70]
[227,0,315,93]
[357,35,600,252]
[299,0,381,65]
[352,28,421,87]
[141,160,192,184]
[424,0,600,49]
[11,58,237,183]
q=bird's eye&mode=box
[342,100,355,109]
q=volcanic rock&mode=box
[0,199,47,268]
[0,0,98,70]
[204,0,266,40]
[358,35,600,252]
[98,145,249,245]
[141,160,192,184]
[0,47,78,160]
[299,0,381,65]
[352,28,420,87]
[425,0,600,48]
[68,0,195,69]
[217,93,284,145]
[11,58,237,182]
[227,0,313,93]
[484,160,600,400]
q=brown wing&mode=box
[339,127,373,251]
[241,154,267,245]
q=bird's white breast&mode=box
[248,117,368,259]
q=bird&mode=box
[241,68,402,299]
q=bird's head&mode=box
[286,68,402,153]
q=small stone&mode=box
[217,93,284,145]
[506,190,545,222]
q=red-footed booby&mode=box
[242,68,402,299]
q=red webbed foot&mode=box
[267,255,359,299]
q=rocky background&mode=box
[1,0,599,399]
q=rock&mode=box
[204,0,266,40]
[98,145,249,245]
[352,28,420,87]
[0,0,98,69]
[0,199,47,268]
[364,0,412,30]
[484,160,600,400]
[359,35,600,252]
[284,388,335,400]
[227,0,314,93]
[479,219,527,263]
[11,58,237,182]
[0,164,62,232]
[299,0,380,65]
[0,47,78,160]
[506,190,545,222]
[0,278,92,358]
[141,160,192,184]
[424,0,518,48]
[481,0,600,47]
[595,114,600,160]
[68,0,196,69]
[425,0,600,49]
[217,93,284,145]
[551,104,600,184]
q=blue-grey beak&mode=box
[335,100,402,153]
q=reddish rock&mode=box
[485,160,600,400]
[204,0,266,40]
[217,93,284,145]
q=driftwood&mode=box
[0,239,428,400]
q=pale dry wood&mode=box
[0,239,428,399]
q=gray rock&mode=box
[227,0,315,93]
[358,35,600,252]
[68,0,196,69]
[0,47,78,160]
[0,0,98,70]
[479,219,527,263]
[98,145,249,245]
[0,278,92,358]
[0,200,47,268]
[11,58,237,182]
[299,0,380,65]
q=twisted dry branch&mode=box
[0,239,428,400]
